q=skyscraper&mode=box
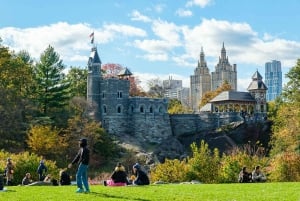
[190,47,211,111]
[211,43,237,91]
[265,60,282,101]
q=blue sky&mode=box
[1,0,300,91]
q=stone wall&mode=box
[170,112,243,137]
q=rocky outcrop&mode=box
[114,120,272,164]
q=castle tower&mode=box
[190,47,211,111]
[87,46,102,120]
[211,43,237,91]
[247,70,268,113]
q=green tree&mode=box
[0,45,35,151]
[33,45,70,125]
[66,67,87,98]
[268,59,300,181]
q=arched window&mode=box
[149,106,153,113]
[159,106,164,113]
[131,106,134,113]
[117,105,122,113]
[140,106,144,113]
[103,105,107,114]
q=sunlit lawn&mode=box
[1,182,299,201]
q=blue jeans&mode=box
[76,164,89,191]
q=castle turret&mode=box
[247,70,268,113]
[87,47,102,120]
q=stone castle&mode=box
[87,44,267,144]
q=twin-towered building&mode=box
[190,43,237,111]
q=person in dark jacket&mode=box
[68,138,90,193]
[37,156,47,181]
[132,163,150,185]
[59,169,71,185]
[104,162,128,186]
[238,166,252,183]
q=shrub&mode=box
[268,152,300,182]
[150,159,188,183]
[186,141,220,183]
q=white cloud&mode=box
[176,9,193,17]
[0,22,147,64]
[130,10,151,22]
[151,20,182,44]
[186,0,213,8]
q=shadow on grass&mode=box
[88,192,150,201]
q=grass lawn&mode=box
[1,182,299,201]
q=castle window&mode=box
[102,92,105,98]
[131,106,134,113]
[103,105,107,114]
[159,106,164,113]
[140,106,144,113]
[149,106,153,113]
[117,91,123,98]
[117,105,122,113]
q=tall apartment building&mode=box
[190,47,211,111]
[265,60,282,101]
[211,43,237,91]
[163,77,190,106]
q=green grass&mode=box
[1,182,299,201]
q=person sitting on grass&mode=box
[252,166,266,182]
[132,163,150,185]
[22,173,32,185]
[104,162,128,186]
[59,169,71,185]
[238,166,252,183]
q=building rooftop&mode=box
[210,91,256,103]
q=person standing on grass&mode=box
[68,138,90,193]
[5,158,14,186]
[37,156,47,181]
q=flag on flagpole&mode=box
[89,32,94,44]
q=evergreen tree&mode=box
[33,45,70,125]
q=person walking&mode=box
[68,138,90,193]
